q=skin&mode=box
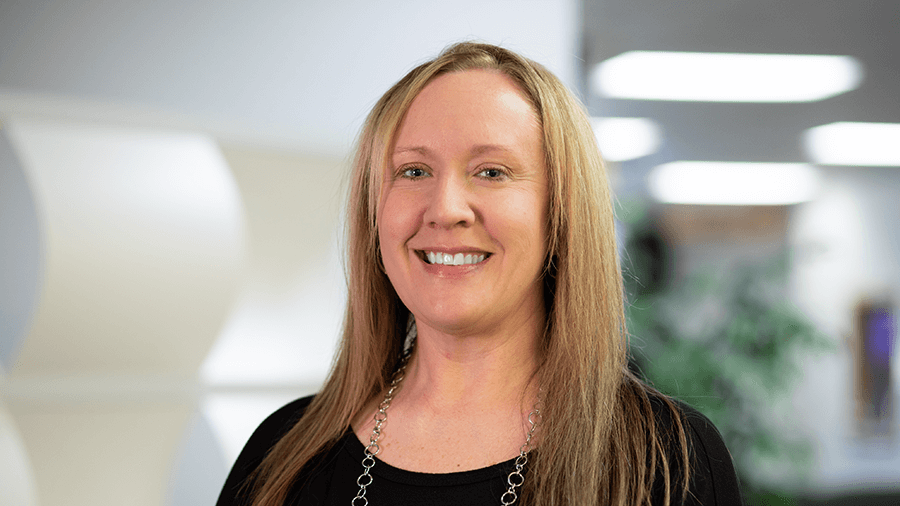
[353,69,549,473]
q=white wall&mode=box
[790,167,900,493]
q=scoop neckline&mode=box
[342,429,518,487]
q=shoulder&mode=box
[216,395,316,506]
[648,392,744,505]
[238,395,316,460]
[681,404,743,505]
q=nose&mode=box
[424,174,475,228]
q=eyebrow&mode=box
[392,144,514,157]
[392,146,429,156]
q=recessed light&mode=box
[804,122,900,166]
[590,117,662,161]
[648,161,820,205]
[592,51,862,102]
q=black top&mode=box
[217,395,743,505]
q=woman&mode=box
[218,42,742,505]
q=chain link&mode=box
[352,347,412,506]
[500,406,540,505]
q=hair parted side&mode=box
[247,41,689,506]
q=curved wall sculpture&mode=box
[1,118,247,506]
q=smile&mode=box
[420,251,489,266]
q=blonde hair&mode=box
[249,41,688,506]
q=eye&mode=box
[477,167,507,180]
[399,166,429,179]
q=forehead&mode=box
[414,68,534,111]
[392,69,541,151]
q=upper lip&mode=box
[416,247,490,255]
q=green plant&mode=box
[622,215,832,505]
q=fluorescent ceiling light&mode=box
[592,51,862,102]
[648,161,820,205]
[590,117,662,161]
[804,122,900,166]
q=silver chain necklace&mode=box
[351,347,540,506]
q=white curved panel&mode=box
[201,147,344,386]
[0,132,42,371]
[166,411,227,506]
[202,392,303,467]
[4,119,246,376]
[8,400,192,506]
[0,402,38,506]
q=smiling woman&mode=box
[380,70,549,342]
[217,42,743,506]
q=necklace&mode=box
[351,347,540,506]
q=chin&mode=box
[411,310,487,336]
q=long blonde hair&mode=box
[249,41,688,506]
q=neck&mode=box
[351,311,545,473]
[400,309,544,416]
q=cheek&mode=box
[376,198,400,279]
[377,191,417,266]
[381,188,425,233]
[499,190,549,248]
[377,219,403,290]
[376,218,398,275]
[377,196,400,246]
[524,202,551,269]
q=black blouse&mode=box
[217,395,743,505]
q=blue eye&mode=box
[478,167,505,179]
[401,167,428,178]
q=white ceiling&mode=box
[581,0,900,194]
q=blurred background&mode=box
[0,1,897,505]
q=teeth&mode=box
[424,251,486,266]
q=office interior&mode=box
[1,1,898,504]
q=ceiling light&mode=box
[648,161,820,205]
[592,51,862,102]
[804,122,900,166]
[590,117,662,161]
